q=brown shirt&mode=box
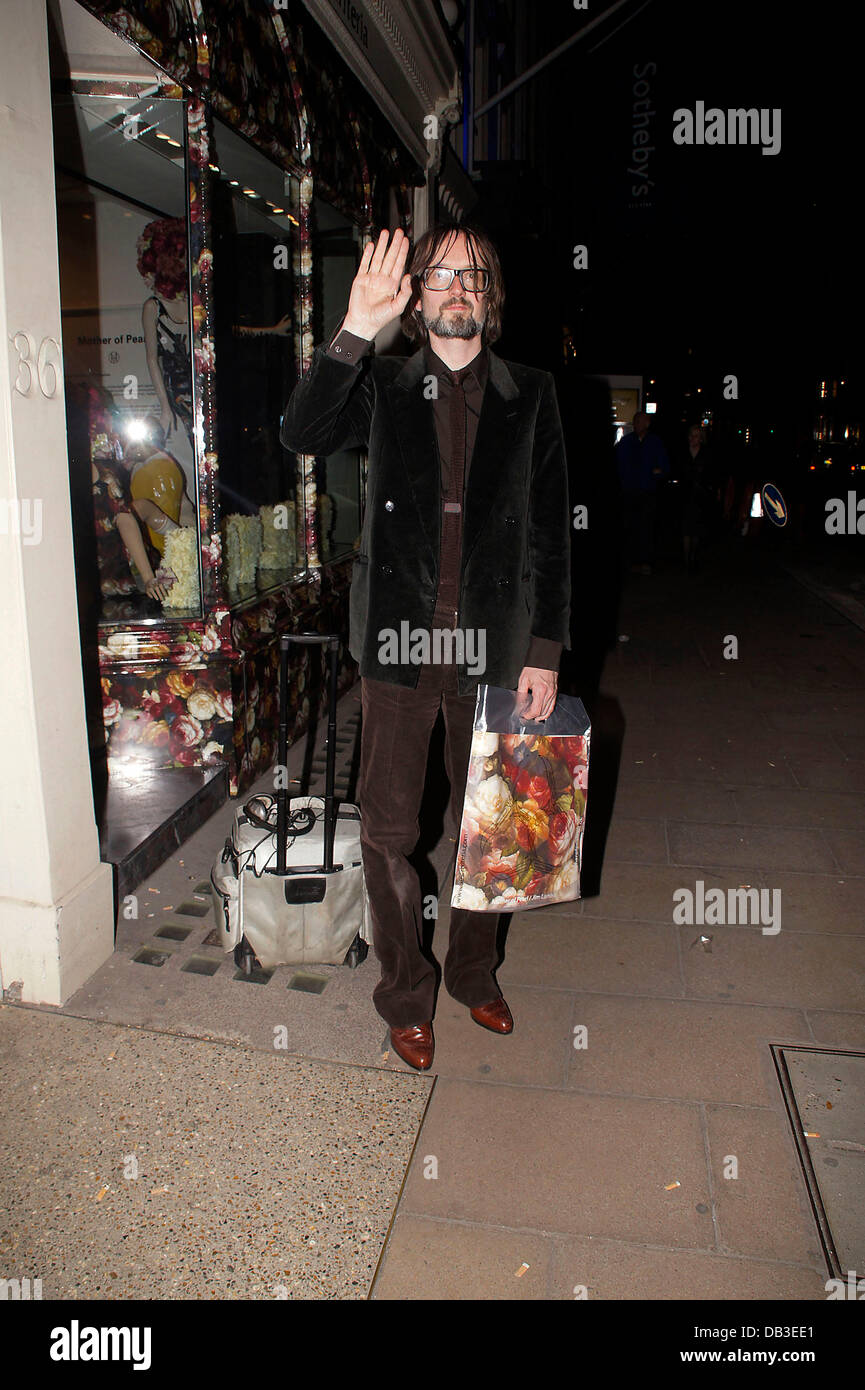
[326,325,560,672]
[422,339,486,625]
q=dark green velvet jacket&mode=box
[280,342,571,695]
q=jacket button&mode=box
[380,564,393,576]
[505,516,516,526]
[384,500,395,512]
[498,577,509,587]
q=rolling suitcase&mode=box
[210,632,371,973]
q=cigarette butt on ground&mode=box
[664,1181,681,1191]
[804,1131,820,1139]
[515,1263,530,1277]
[95,1186,109,1202]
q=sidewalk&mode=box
[371,542,865,1298]
[3,539,864,1300]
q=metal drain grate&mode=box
[772,1044,865,1278]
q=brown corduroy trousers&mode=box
[358,657,502,1028]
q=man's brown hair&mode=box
[400,223,504,346]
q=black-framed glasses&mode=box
[421,265,490,292]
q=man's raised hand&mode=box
[342,228,413,341]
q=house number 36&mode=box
[10,332,62,399]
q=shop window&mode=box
[53,82,202,625]
[311,196,365,563]
[209,119,305,600]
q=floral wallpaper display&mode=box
[74,0,420,800]
[99,568,355,795]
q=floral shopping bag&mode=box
[451,685,590,912]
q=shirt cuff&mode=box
[525,635,562,672]
[327,325,372,363]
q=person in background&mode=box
[615,410,670,574]
[679,424,719,573]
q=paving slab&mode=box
[667,822,836,873]
[787,760,865,793]
[372,1213,825,1301]
[732,787,865,830]
[582,863,750,924]
[678,925,865,1012]
[705,1104,824,1264]
[422,985,573,1089]
[743,872,865,935]
[805,1011,865,1050]
[371,1214,553,1299]
[496,914,683,998]
[563,995,807,1106]
[613,781,740,822]
[399,1079,713,1248]
[602,816,670,864]
[623,751,796,787]
[546,1237,825,1301]
[822,829,865,874]
[0,1005,429,1300]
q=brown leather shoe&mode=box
[389,1023,434,1071]
[470,997,513,1034]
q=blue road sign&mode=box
[761,482,788,527]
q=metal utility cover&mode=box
[773,1045,865,1276]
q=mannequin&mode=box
[91,449,168,601]
[125,428,196,554]
[138,217,194,448]
[137,215,291,448]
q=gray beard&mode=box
[422,308,483,339]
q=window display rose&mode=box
[166,670,197,699]
[170,713,203,752]
[214,689,232,720]
[187,688,216,722]
[102,697,122,726]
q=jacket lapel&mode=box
[462,350,521,565]
[386,351,440,565]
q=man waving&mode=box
[281,225,570,1070]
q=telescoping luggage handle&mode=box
[277,633,340,877]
